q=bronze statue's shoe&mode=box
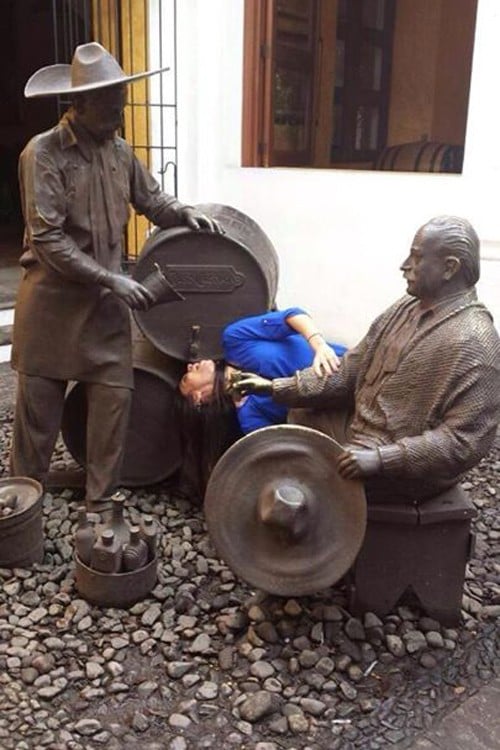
[86,498,114,513]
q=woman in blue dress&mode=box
[175,308,346,499]
[179,307,347,434]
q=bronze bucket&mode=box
[0,477,44,567]
[74,554,157,608]
[132,203,279,361]
[61,331,185,487]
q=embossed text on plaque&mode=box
[164,265,245,293]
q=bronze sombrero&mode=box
[204,424,367,596]
[24,42,169,98]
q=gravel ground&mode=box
[0,396,498,750]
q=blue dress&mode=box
[222,307,347,433]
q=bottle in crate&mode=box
[140,514,158,561]
[122,526,149,571]
[91,529,122,573]
[75,506,95,565]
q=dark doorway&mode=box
[1,2,57,243]
[0,0,178,306]
[0,0,90,305]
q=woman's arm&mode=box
[285,313,341,376]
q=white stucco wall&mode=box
[172,0,500,347]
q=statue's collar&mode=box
[417,287,476,318]
[58,110,116,161]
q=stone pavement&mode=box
[404,677,500,749]
[1,225,499,750]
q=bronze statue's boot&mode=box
[86,489,128,515]
[86,497,114,513]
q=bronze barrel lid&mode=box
[204,425,367,596]
[0,477,43,518]
[132,204,279,362]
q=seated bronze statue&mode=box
[236,215,500,504]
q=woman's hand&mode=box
[312,340,340,377]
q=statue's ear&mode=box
[443,255,461,280]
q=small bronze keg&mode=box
[0,477,44,567]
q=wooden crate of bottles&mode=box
[74,493,158,608]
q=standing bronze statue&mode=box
[236,216,500,502]
[10,42,220,512]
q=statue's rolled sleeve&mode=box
[272,345,362,409]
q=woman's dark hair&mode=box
[174,361,242,502]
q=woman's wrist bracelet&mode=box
[307,332,324,343]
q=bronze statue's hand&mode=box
[106,274,154,310]
[312,342,340,377]
[181,207,224,234]
[230,372,273,396]
[336,448,382,479]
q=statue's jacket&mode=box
[12,112,184,388]
[272,291,500,499]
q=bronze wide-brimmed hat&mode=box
[204,425,367,596]
[24,42,169,98]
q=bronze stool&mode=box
[349,484,476,625]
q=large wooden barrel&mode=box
[374,141,464,173]
[132,203,279,361]
[61,334,185,487]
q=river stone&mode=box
[169,738,188,750]
[86,662,104,680]
[74,718,102,736]
[20,667,38,684]
[283,600,302,617]
[345,618,365,640]
[196,681,218,700]
[426,631,444,649]
[239,691,281,723]
[167,661,193,679]
[386,635,406,657]
[250,661,275,680]
[316,656,335,676]
[288,712,309,733]
[189,633,211,653]
[403,630,427,653]
[298,650,319,669]
[300,697,326,716]
[168,713,191,729]
[31,654,56,674]
[420,652,438,669]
